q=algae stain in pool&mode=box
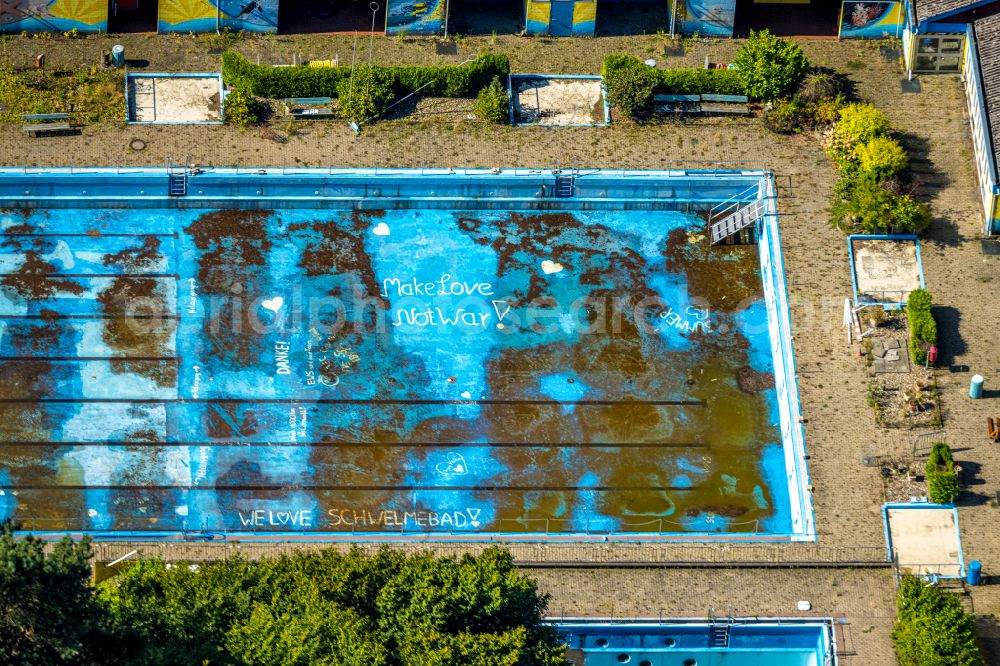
[0,205,789,535]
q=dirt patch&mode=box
[737,366,776,393]
[663,228,763,312]
[1,252,85,300]
[103,236,163,271]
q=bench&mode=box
[21,113,71,137]
[654,94,701,114]
[699,94,750,115]
[284,97,335,119]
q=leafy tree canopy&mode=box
[99,546,568,666]
[0,522,112,666]
[733,30,810,101]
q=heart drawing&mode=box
[261,296,284,313]
[541,259,564,275]
[372,222,391,236]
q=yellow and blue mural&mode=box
[676,0,736,37]
[158,0,278,33]
[0,0,108,33]
[839,1,902,38]
[385,0,445,34]
[525,0,595,36]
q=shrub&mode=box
[763,98,804,134]
[856,135,909,181]
[797,70,848,103]
[223,87,258,127]
[925,442,960,503]
[836,102,891,143]
[810,96,844,127]
[892,194,932,233]
[927,470,961,504]
[830,176,931,234]
[826,102,892,168]
[893,576,983,666]
[733,29,810,101]
[830,177,896,232]
[604,62,657,120]
[907,289,937,365]
[473,76,509,123]
[222,51,509,100]
[602,55,744,100]
[336,66,395,124]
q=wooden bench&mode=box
[654,94,701,114]
[699,94,750,115]
[284,97,335,119]
[22,113,71,137]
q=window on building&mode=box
[914,35,964,72]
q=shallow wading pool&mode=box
[0,169,813,541]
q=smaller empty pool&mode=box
[558,621,836,666]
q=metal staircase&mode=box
[555,174,575,198]
[168,173,187,197]
[709,197,766,244]
[709,624,730,648]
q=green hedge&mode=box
[222,51,510,100]
[925,442,960,504]
[602,55,744,98]
[907,289,937,365]
[893,576,983,666]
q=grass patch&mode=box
[0,67,124,123]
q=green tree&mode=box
[474,76,509,124]
[893,576,983,666]
[733,30,810,101]
[604,62,657,120]
[0,522,112,666]
[100,547,568,666]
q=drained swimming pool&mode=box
[557,621,837,666]
[0,168,813,540]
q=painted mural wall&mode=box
[525,0,595,36]
[158,0,279,33]
[675,0,736,37]
[0,0,108,34]
[385,0,446,34]
[840,0,903,38]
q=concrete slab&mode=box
[511,77,606,126]
[887,506,962,577]
[127,75,222,124]
[851,237,922,304]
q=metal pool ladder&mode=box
[168,173,187,197]
[555,174,575,198]
[709,623,730,648]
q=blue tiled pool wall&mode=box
[0,169,815,541]
[558,622,833,666]
[0,168,764,211]
[755,178,814,540]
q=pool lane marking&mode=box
[0,398,706,406]
[2,440,709,448]
[0,357,177,362]
[0,315,180,320]
[0,484,704,492]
